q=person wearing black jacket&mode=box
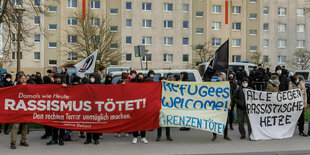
[236,66,247,85]
[129,70,137,82]
[104,74,112,84]
[232,78,252,140]
[0,73,13,135]
[60,66,69,84]
[275,66,289,91]
[34,72,43,84]
[228,73,238,130]
[255,64,265,91]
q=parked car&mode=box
[105,67,130,75]
[198,62,256,77]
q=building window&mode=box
[164,20,173,28]
[183,37,189,46]
[278,24,286,32]
[67,35,77,43]
[126,36,132,44]
[278,40,286,48]
[142,54,152,62]
[249,13,257,19]
[110,43,118,49]
[49,24,57,30]
[67,53,77,61]
[183,54,189,62]
[250,46,257,52]
[196,45,203,50]
[212,38,221,47]
[90,35,100,44]
[67,0,77,8]
[90,0,100,9]
[249,30,257,35]
[263,55,269,62]
[34,52,40,60]
[196,11,203,17]
[232,55,241,62]
[90,18,100,26]
[263,39,269,47]
[183,4,189,12]
[297,9,305,16]
[49,60,57,65]
[68,17,77,26]
[34,34,40,42]
[263,7,269,15]
[49,42,57,48]
[49,6,57,12]
[126,19,132,27]
[142,3,152,11]
[34,16,40,25]
[13,16,22,24]
[126,53,132,61]
[142,37,152,45]
[110,26,118,32]
[164,54,173,62]
[142,19,152,28]
[232,39,241,47]
[12,0,23,6]
[164,37,173,46]
[278,56,286,63]
[232,22,241,31]
[250,0,257,3]
[232,6,241,14]
[182,21,189,28]
[212,5,221,14]
[110,9,118,14]
[278,8,286,16]
[212,22,221,30]
[196,28,204,34]
[297,24,305,32]
[263,23,269,31]
[12,52,23,60]
[126,2,132,10]
[297,40,305,48]
[34,0,40,6]
[11,33,22,42]
[164,3,173,12]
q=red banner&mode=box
[0,83,162,133]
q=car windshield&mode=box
[163,73,196,82]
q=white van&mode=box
[105,67,130,75]
[198,62,256,77]
[110,70,202,84]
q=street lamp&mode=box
[14,8,25,73]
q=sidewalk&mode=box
[0,126,309,155]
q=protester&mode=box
[34,72,43,84]
[104,74,112,85]
[249,66,257,89]
[0,73,13,135]
[98,66,105,80]
[10,73,29,149]
[254,64,265,91]
[47,74,66,146]
[129,70,137,82]
[232,78,252,140]
[52,67,58,73]
[289,75,308,137]
[146,70,155,82]
[265,75,280,92]
[228,73,238,130]
[181,72,189,81]
[180,72,190,131]
[118,72,129,84]
[60,66,69,84]
[275,66,289,91]
[236,66,247,85]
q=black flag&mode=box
[203,40,229,81]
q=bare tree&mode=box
[288,48,310,70]
[62,10,121,71]
[249,52,262,65]
[192,42,215,64]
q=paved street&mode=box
[0,125,310,155]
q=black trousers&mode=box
[157,127,170,137]
[86,133,99,141]
[237,108,252,137]
[44,125,53,136]
[228,108,234,127]
[52,128,65,141]
[0,124,9,132]
[298,109,305,133]
[133,131,146,138]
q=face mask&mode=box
[277,70,282,75]
[150,74,154,78]
[129,75,133,79]
[296,79,299,84]
[228,77,233,80]
[218,77,222,82]
[242,83,248,88]
[90,78,95,83]
[6,78,11,82]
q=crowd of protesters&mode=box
[0,64,309,149]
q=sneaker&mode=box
[47,140,58,145]
[20,142,29,147]
[156,136,161,141]
[125,133,129,137]
[141,138,148,144]
[10,143,16,149]
[99,135,103,139]
[167,136,173,141]
[299,132,308,137]
[115,133,121,138]
[132,137,138,144]
[59,140,64,146]
[94,140,99,145]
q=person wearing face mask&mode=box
[289,75,308,137]
[275,66,289,91]
[0,73,13,135]
[228,73,238,130]
[136,73,145,83]
[146,70,155,82]
[34,72,43,84]
[104,74,113,85]
[47,74,65,146]
[232,78,252,140]
[129,70,137,82]
[265,75,280,92]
